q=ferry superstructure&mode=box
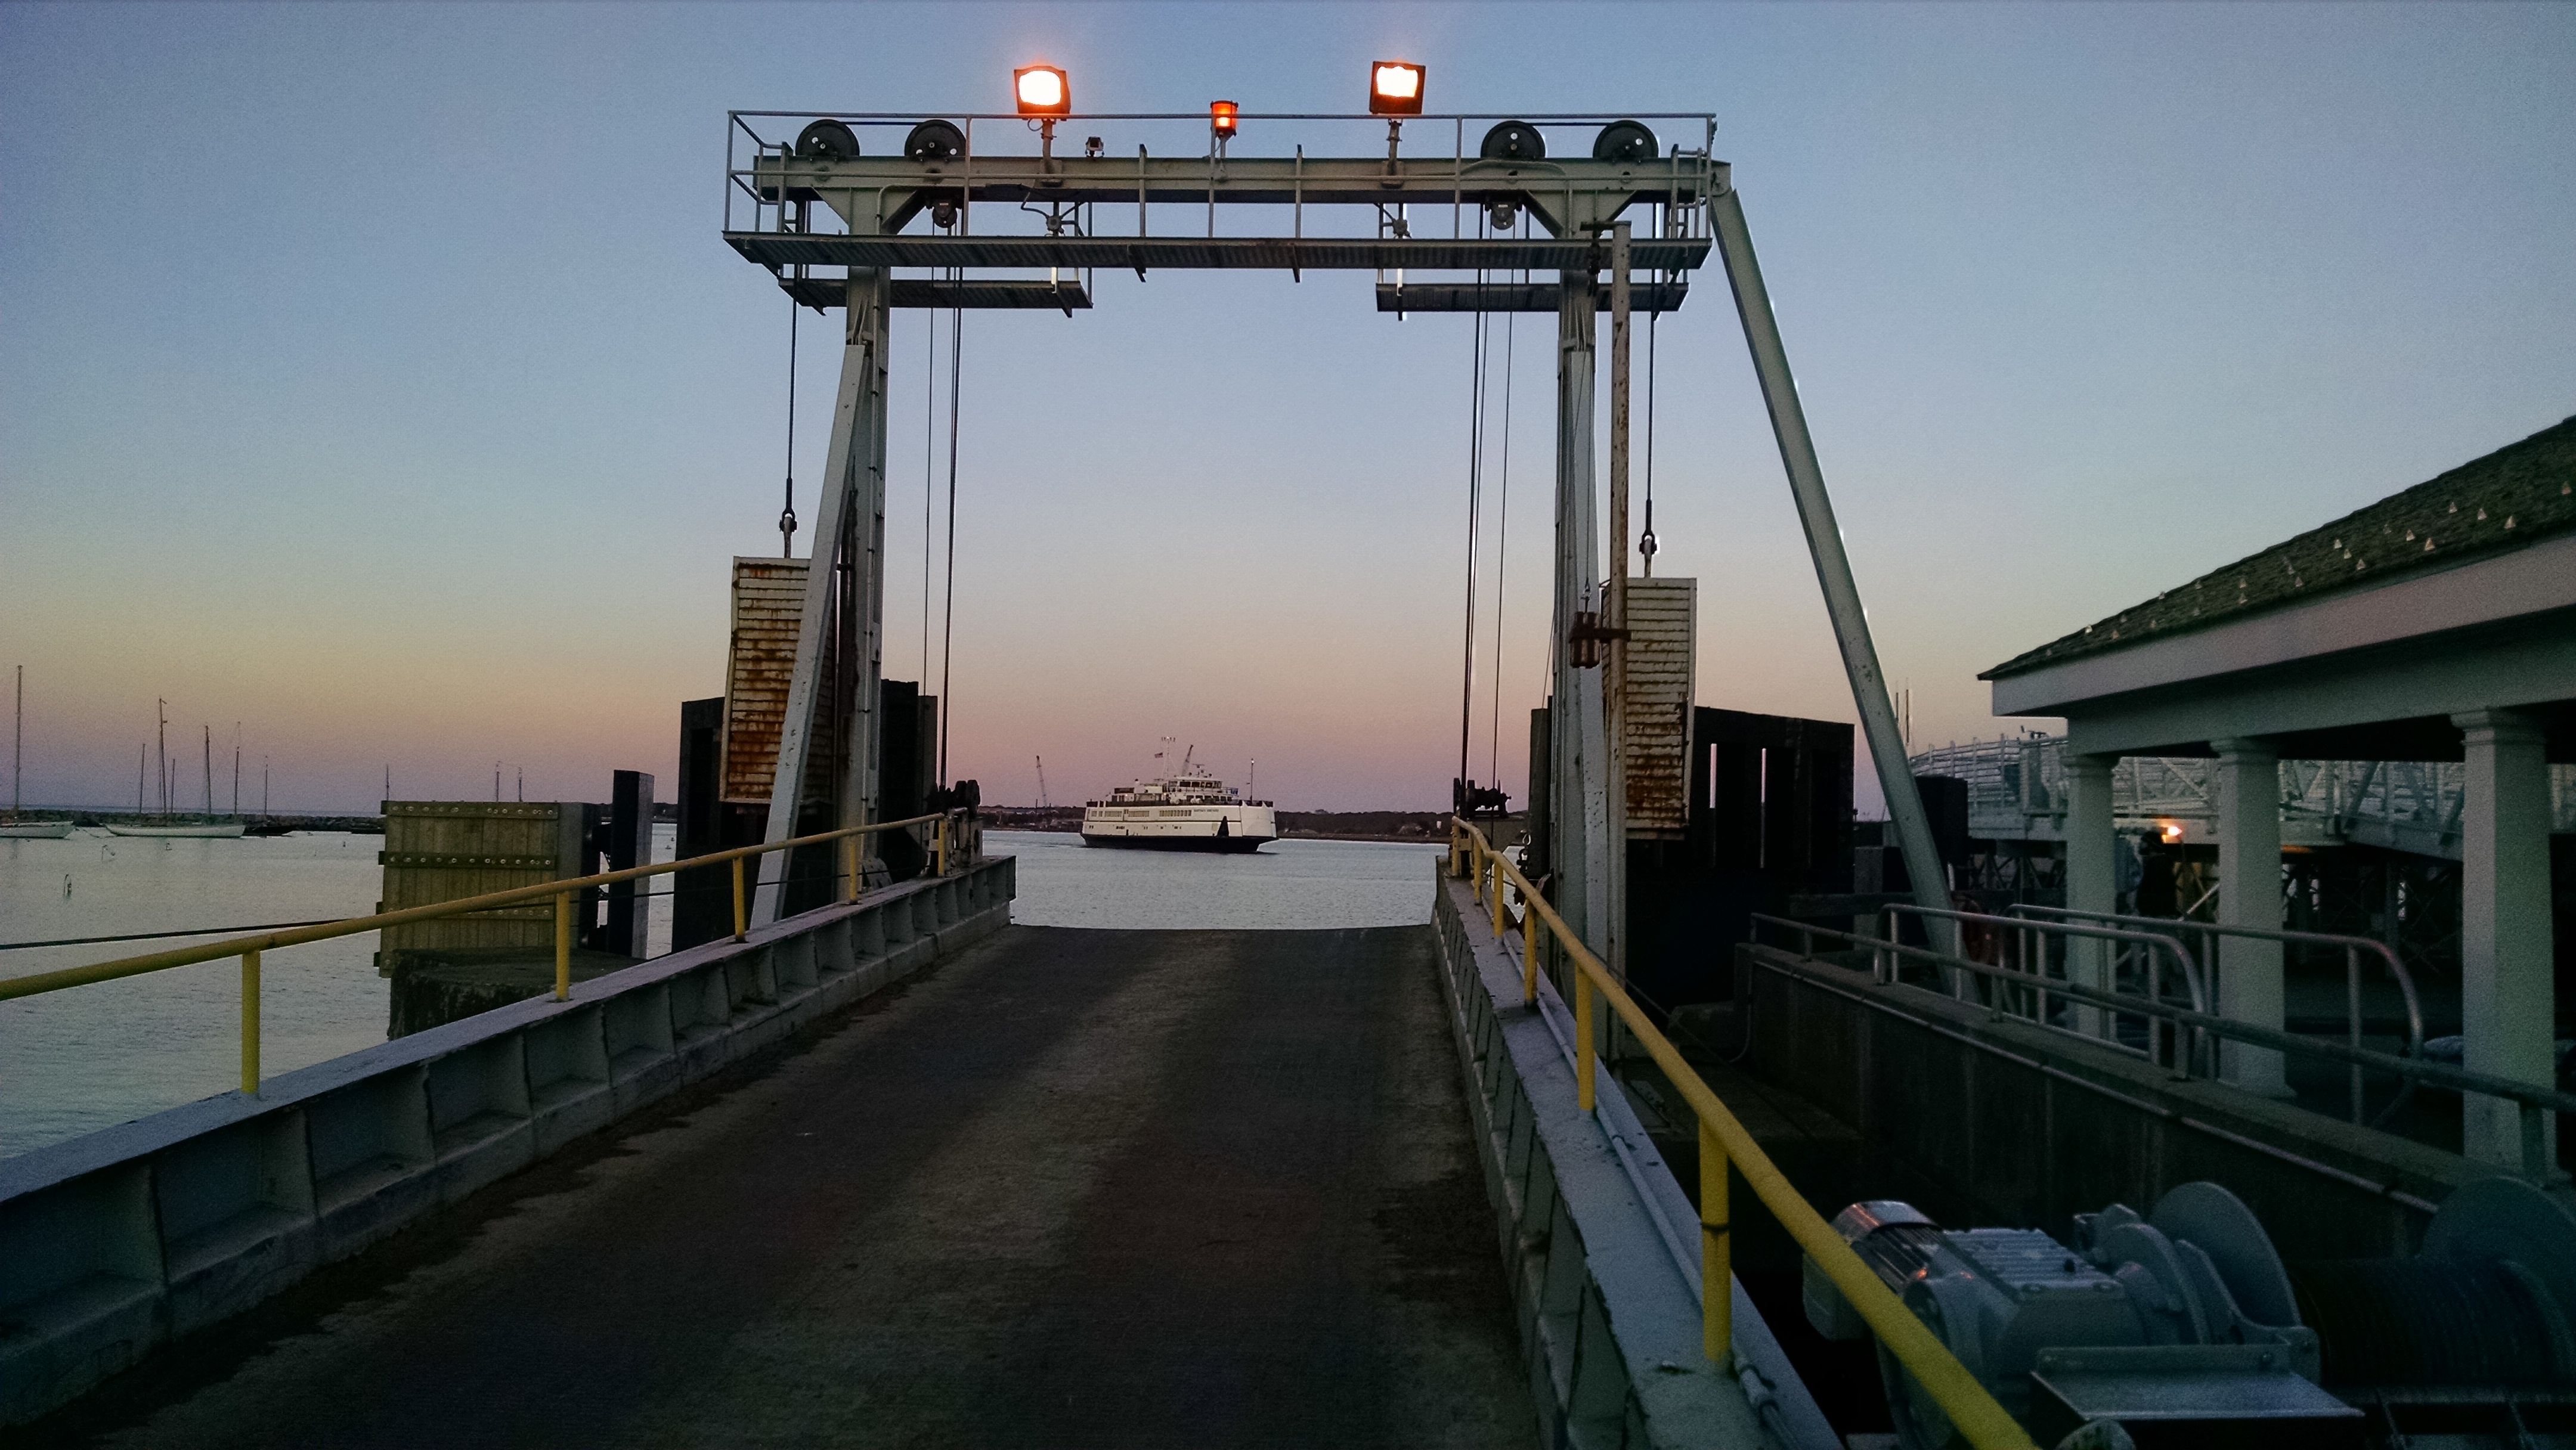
[1080,758,1275,853]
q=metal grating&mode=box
[1623,577,1698,839]
[723,557,808,805]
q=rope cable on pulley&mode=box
[1454,238,1493,815]
[922,290,937,681]
[937,277,963,788]
[1487,285,1518,788]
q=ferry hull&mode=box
[1079,833,1274,854]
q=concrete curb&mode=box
[1430,879,1838,1450]
[0,856,1015,1427]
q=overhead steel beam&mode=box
[784,277,1091,311]
[729,233,1709,274]
[1376,281,1687,314]
[1709,188,1953,934]
[753,152,1717,216]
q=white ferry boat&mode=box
[1080,755,1276,854]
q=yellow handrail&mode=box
[1450,819,2036,1450]
[4,811,964,1095]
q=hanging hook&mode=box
[780,293,800,557]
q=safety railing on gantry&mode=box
[722,109,1723,246]
[1447,818,2041,1450]
[0,811,973,1100]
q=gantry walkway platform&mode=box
[40,925,1535,1449]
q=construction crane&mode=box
[1034,755,1049,810]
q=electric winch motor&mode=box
[1804,1178,2576,1448]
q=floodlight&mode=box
[1368,61,1425,116]
[1210,100,1239,136]
[1014,65,1071,117]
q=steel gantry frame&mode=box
[721,109,1952,945]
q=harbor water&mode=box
[1,827,1440,1158]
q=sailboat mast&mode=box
[233,724,241,819]
[11,665,21,818]
[157,699,168,817]
[203,725,213,818]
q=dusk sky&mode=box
[4,2,2570,814]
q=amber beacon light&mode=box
[1013,64,1072,117]
[1209,100,1239,136]
[1368,61,1425,116]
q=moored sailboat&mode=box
[2,666,75,838]
[104,709,245,837]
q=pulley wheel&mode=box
[1592,119,1658,165]
[1479,120,1545,162]
[2424,1173,2576,1328]
[2150,1181,2300,1327]
[794,119,860,163]
[905,119,966,163]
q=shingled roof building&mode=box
[1985,416,2576,1169]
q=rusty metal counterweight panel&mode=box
[724,557,809,805]
[1623,577,1698,839]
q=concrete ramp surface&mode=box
[58,926,1534,1449]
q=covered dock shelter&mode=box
[1984,416,2576,1168]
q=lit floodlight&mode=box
[1210,100,1239,136]
[1369,61,1424,116]
[1014,65,1071,117]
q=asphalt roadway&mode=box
[53,925,1535,1449]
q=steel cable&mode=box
[938,284,962,787]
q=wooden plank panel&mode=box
[380,802,580,961]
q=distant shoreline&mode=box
[2,810,388,832]
[982,807,1519,845]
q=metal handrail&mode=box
[0,811,968,1096]
[1749,913,2576,1182]
[2010,903,2427,1126]
[1448,820,2037,1450]
[1885,903,2208,1074]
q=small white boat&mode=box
[104,822,247,838]
[0,820,75,839]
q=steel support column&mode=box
[1553,268,1610,958]
[1708,188,1950,938]
[2213,737,2289,1096]
[756,269,891,922]
[2454,708,2556,1170]
[2063,752,2117,1036]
